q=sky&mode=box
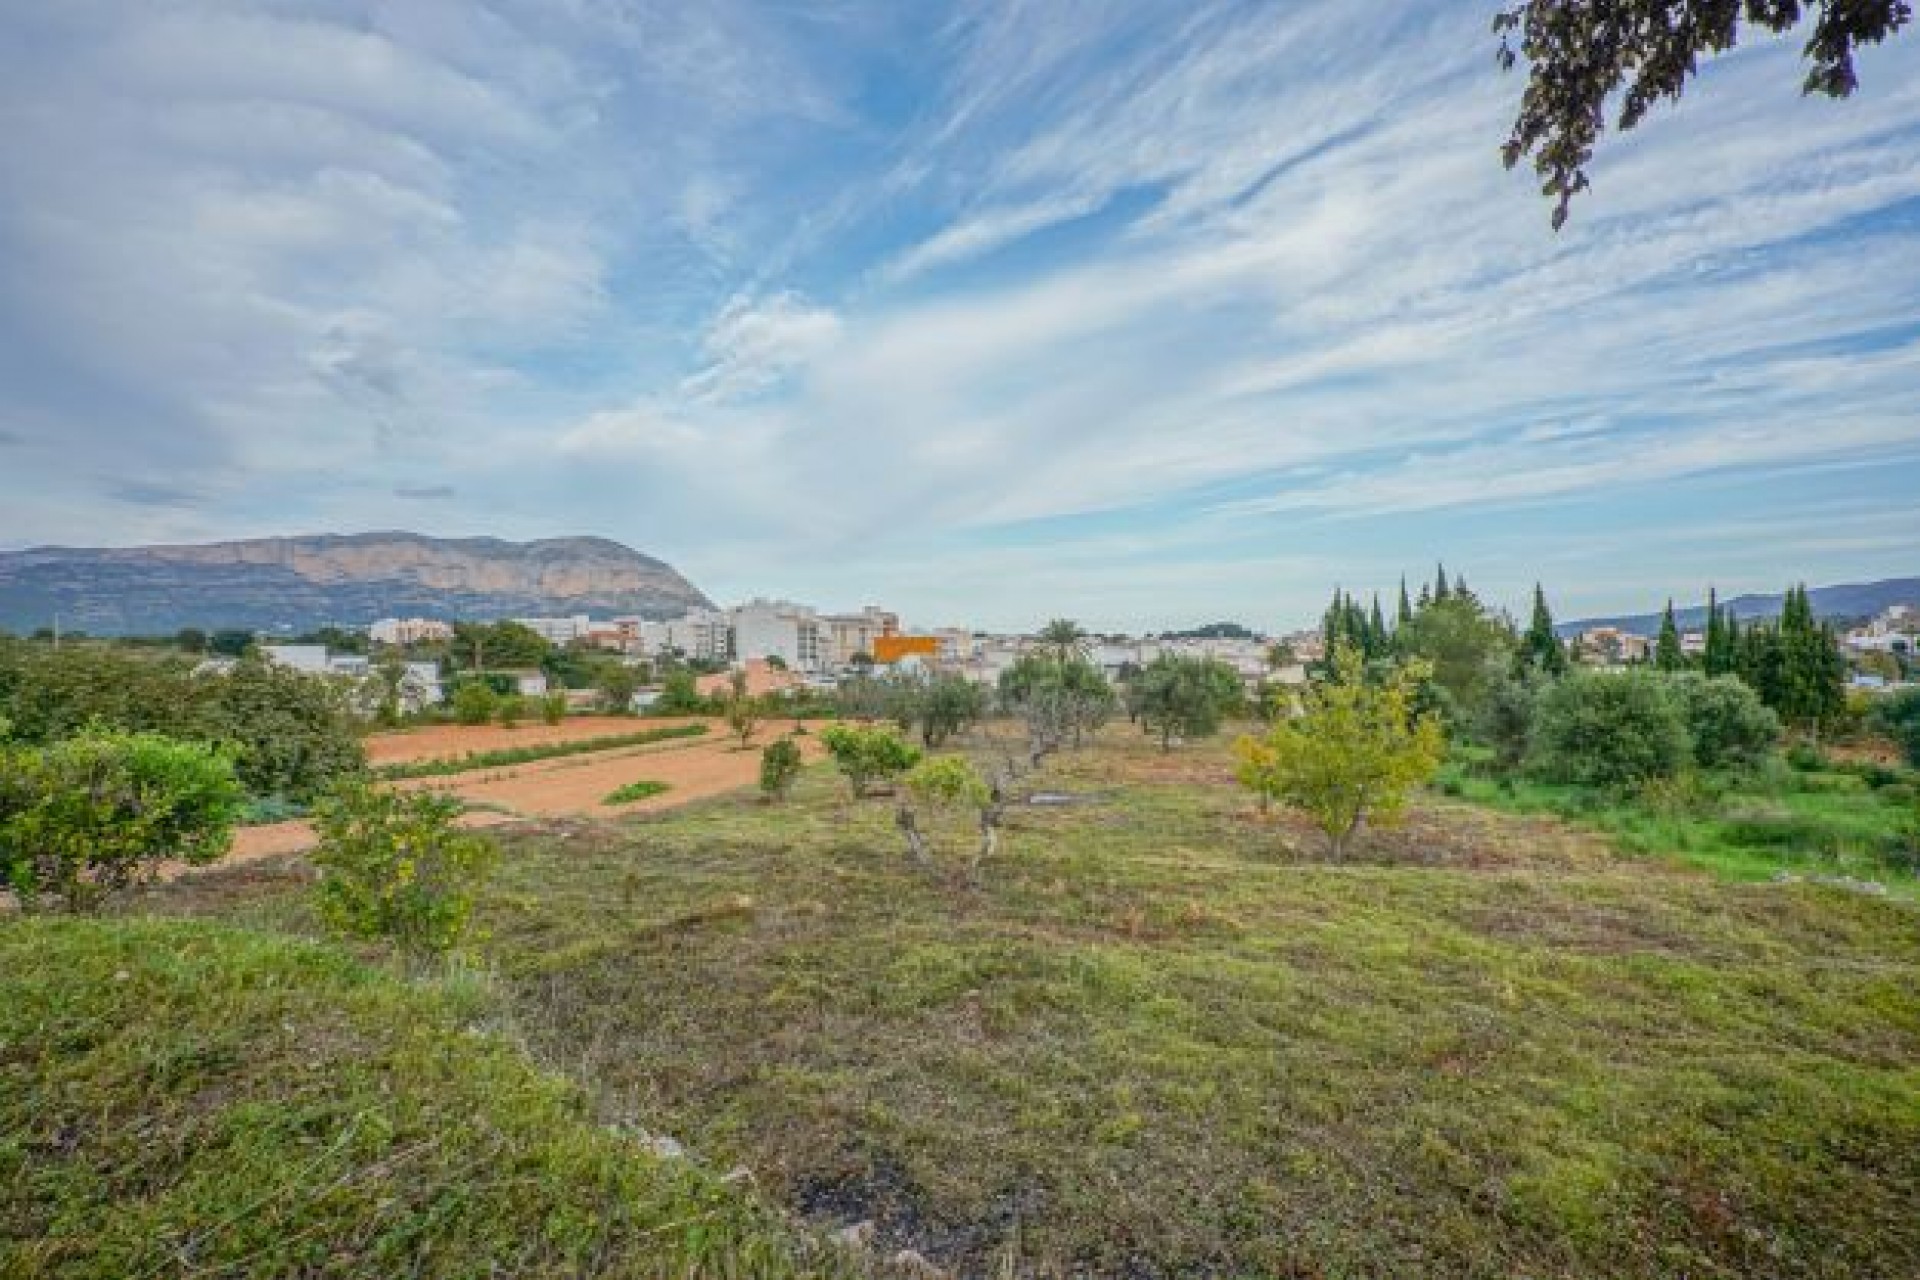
[1,1,1917,633]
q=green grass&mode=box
[29,729,1920,1276]
[604,780,671,806]
[373,723,708,781]
[0,915,849,1278]
[1435,750,1919,896]
[441,737,1920,1277]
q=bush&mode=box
[194,654,367,803]
[760,737,803,801]
[311,783,496,955]
[496,694,525,729]
[1476,671,1543,773]
[0,730,243,912]
[540,692,568,725]
[1529,671,1690,789]
[898,755,998,869]
[452,679,498,726]
[1875,688,1920,767]
[1669,672,1780,770]
[819,724,922,797]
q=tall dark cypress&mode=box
[1397,577,1414,628]
[1519,583,1568,676]
[1433,563,1451,603]
[1368,595,1388,658]
[1655,600,1683,671]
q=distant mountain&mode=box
[0,532,714,635]
[1560,577,1920,638]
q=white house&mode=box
[732,598,828,673]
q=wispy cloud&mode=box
[0,1,1916,626]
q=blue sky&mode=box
[1,1,1916,632]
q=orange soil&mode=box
[195,723,821,878]
[363,715,714,765]
[407,729,825,817]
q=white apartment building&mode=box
[512,615,594,645]
[733,598,828,672]
[369,617,454,647]
[637,608,734,664]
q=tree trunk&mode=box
[896,804,931,866]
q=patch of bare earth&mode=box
[363,715,715,766]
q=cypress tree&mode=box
[1368,595,1388,658]
[1655,600,1683,671]
[1518,583,1568,676]
[1433,563,1451,603]
[1702,588,1732,676]
[1397,578,1414,628]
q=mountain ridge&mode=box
[1559,576,1920,637]
[0,532,714,634]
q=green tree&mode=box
[311,783,497,956]
[1038,619,1091,664]
[1495,1,1910,228]
[597,663,641,714]
[1655,600,1684,671]
[175,627,208,654]
[451,679,498,726]
[195,654,366,802]
[1516,583,1569,676]
[1235,644,1444,858]
[819,723,922,798]
[1134,653,1241,751]
[1702,588,1738,677]
[540,691,568,725]
[917,673,988,747]
[759,736,804,801]
[1530,670,1691,788]
[1479,668,1547,774]
[208,629,254,658]
[653,669,709,716]
[0,730,243,912]
[720,671,762,747]
[896,755,998,871]
[1396,593,1514,722]
[1875,688,1920,766]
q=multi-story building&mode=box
[733,598,828,672]
[512,615,593,645]
[822,606,900,667]
[369,617,455,647]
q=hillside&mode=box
[0,532,713,634]
[1561,576,1920,637]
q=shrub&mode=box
[192,654,366,802]
[1875,688,1920,767]
[0,730,243,912]
[496,694,525,729]
[1669,672,1780,770]
[1529,670,1690,789]
[452,679,498,726]
[819,723,922,797]
[311,783,496,955]
[597,663,641,714]
[759,737,803,801]
[540,692,568,725]
[604,780,670,805]
[1476,670,1544,773]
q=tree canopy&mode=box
[1496,0,1912,228]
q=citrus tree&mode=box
[0,730,243,912]
[1238,644,1444,858]
[310,783,497,956]
[819,723,922,797]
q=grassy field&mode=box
[1435,747,1919,897]
[0,916,849,1278]
[17,727,1920,1277]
